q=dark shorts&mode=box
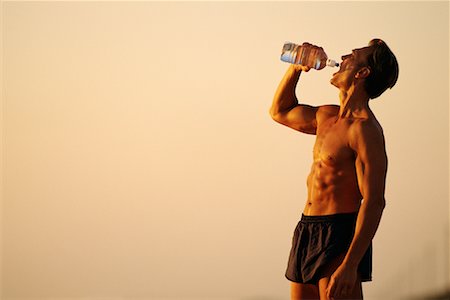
[285,212,372,285]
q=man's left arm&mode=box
[327,121,387,299]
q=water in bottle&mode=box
[280,42,339,70]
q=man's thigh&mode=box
[316,253,363,299]
[290,281,319,300]
[318,276,362,300]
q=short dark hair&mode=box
[365,39,399,99]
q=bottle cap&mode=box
[326,59,339,67]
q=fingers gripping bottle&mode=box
[280,42,339,70]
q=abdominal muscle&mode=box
[303,159,362,216]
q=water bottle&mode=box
[280,42,339,70]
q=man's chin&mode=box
[330,78,338,88]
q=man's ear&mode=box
[355,67,371,79]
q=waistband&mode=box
[300,212,358,223]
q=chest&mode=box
[313,120,355,166]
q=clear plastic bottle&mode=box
[280,42,339,70]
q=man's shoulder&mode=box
[316,105,339,123]
[317,104,340,115]
[348,117,385,147]
[357,117,383,131]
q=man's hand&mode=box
[326,262,358,299]
[292,64,311,72]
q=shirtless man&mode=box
[270,39,399,299]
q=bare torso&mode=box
[303,116,364,216]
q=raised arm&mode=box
[270,64,338,134]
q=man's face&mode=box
[330,46,374,90]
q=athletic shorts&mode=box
[285,212,372,285]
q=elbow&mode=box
[378,196,386,210]
[269,108,280,121]
[363,197,386,211]
[378,199,386,212]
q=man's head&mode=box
[331,39,399,99]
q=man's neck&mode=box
[338,84,371,119]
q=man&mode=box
[270,39,399,299]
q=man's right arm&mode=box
[269,64,337,134]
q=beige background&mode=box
[1,1,449,299]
